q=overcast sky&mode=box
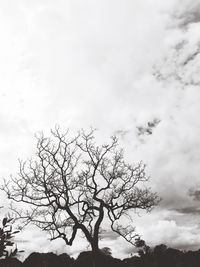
[1,0,200,260]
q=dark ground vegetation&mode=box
[1,244,200,267]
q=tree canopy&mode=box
[2,128,159,254]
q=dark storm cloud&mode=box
[189,188,200,201]
[174,1,200,28]
[175,206,200,215]
[171,186,200,215]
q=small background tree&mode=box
[2,128,159,264]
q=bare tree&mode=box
[2,128,159,261]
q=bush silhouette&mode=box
[0,257,22,267]
[23,252,74,267]
[74,250,126,267]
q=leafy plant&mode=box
[0,217,23,259]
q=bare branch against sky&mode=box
[2,128,159,262]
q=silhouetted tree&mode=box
[2,128,159,265]
[134,237,151,257]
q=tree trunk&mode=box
[91,240,99,267]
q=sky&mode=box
[1,0,200,260]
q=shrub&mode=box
[0,217,22,259]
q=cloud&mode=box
[136,118,161,140]
[129,209,200,252]
[172,0,200,28]
[189,188,200,201]
[175,206,200,215]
